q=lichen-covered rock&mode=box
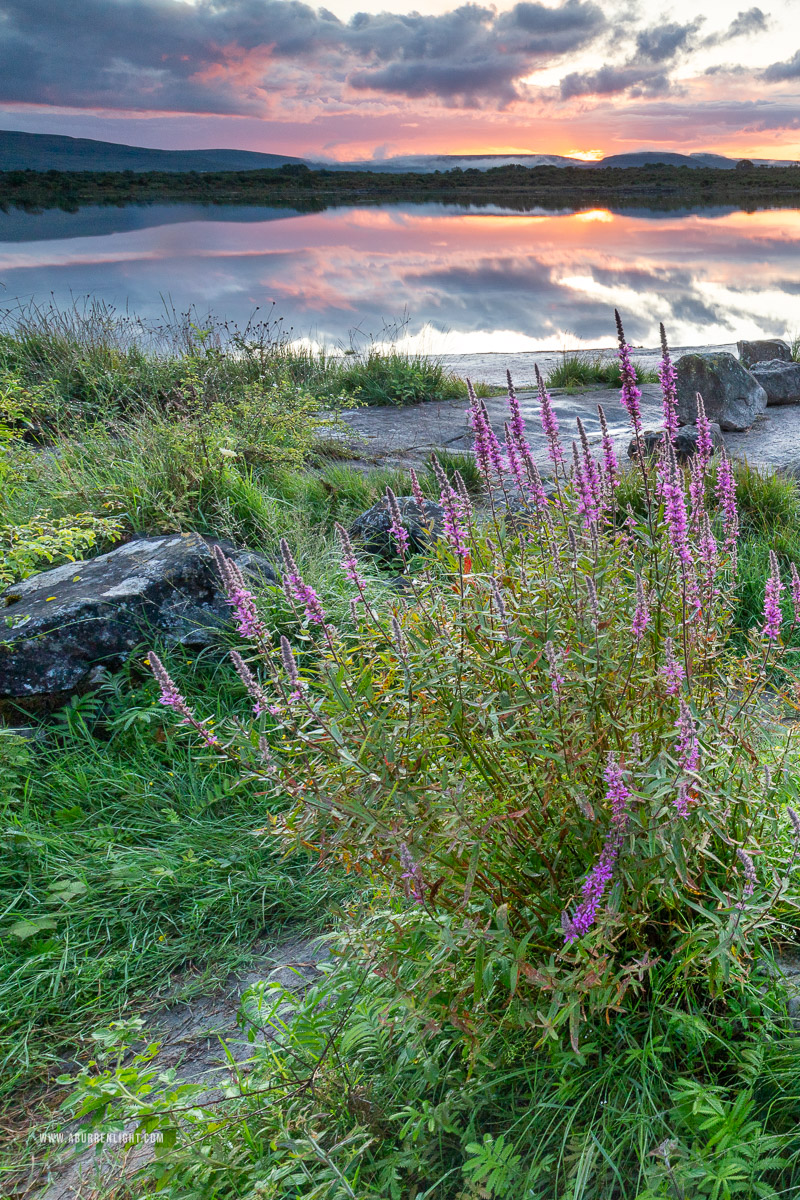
[749,359,800,405]
[628,424,724,464]
[676,352,767,432]
[348,495,444,560]
[0,533,276,713]
[737,338,792,368]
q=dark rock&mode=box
[502,482,559,530]
[749,359,800,405]
[628,424,724,464]
[0,533,277,714]
[348,495,444,560]
[737,338,792,368]
[676,352,767,432]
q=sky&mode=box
[1,0,800,162]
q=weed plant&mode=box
[546,351,658,390]
[60,320,800,1198]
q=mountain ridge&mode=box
[2,130,798,174]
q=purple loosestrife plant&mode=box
[661,637,685,696]
[280,538,327,628]
[213,545,270,646]
[597,404,619,493]
[562,754,631,943]
[615,310,643,439]
[431,454,469,559]
[662,442,692,567]
[762,550,784,642]
[715,452,739,565]
[736,848,757,905]
[535,363,564,470]
[659,321,679,442]
[467,380,505,483]
[504,421,528,493]
[148,313,800,1047]
[791,562,800,626]
[385,486,410,560]
[544,639,566,696]
[631,574,650,640]
[148,651,220,748]
[230,649,270,718]
[336,522,367,594]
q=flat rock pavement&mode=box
[340,381,800,477]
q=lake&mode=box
[1,201,799,363]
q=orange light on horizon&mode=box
[573,209,614,222]
[567,149,604,161]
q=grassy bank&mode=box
[4,305,800,1197]
[0,308,483,1135]
[4,161,800,215]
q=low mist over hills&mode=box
[2,130,798,174]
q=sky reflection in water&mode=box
[1,202,799,353]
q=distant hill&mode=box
[0,131,307,173]
[2,131,798,175]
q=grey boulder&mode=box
[737,338,792,368]
[348,495,444,560]
[676,352,767,432]
[749,359,800,405]
[0,533,276,713]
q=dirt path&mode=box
[26,933,325,1200]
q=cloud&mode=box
[725,8,770,40]
[635,20,703,64]
[763,49,800,81]
[559,17,703,100]
[560,65,670,100]
[0,0,606,112]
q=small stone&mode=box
[348,495,444,560]
[749,359,800,406]
[676,352,767,432]
[737,338,792,368]
[628,424,724,465]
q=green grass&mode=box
[0,655,352,1101]
[0,298,465,419]
[546,352,658,390]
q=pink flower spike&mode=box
[695,393,713,464]
[280,538,327,627]
[658,322,679,442]
[762,549,783,642]
[661,636,685,696]
[535,363,563,468]
[562,753,631,942]
[385,486,410,559]
[631,574,650,640]
[615,310,643,437]
[791,562,800,624]
[597,405,619,491]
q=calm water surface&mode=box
[1,202,799,354]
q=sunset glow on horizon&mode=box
[1,0,800,164]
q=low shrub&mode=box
[60,319,800,1197]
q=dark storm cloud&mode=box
[0,0,606,111]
